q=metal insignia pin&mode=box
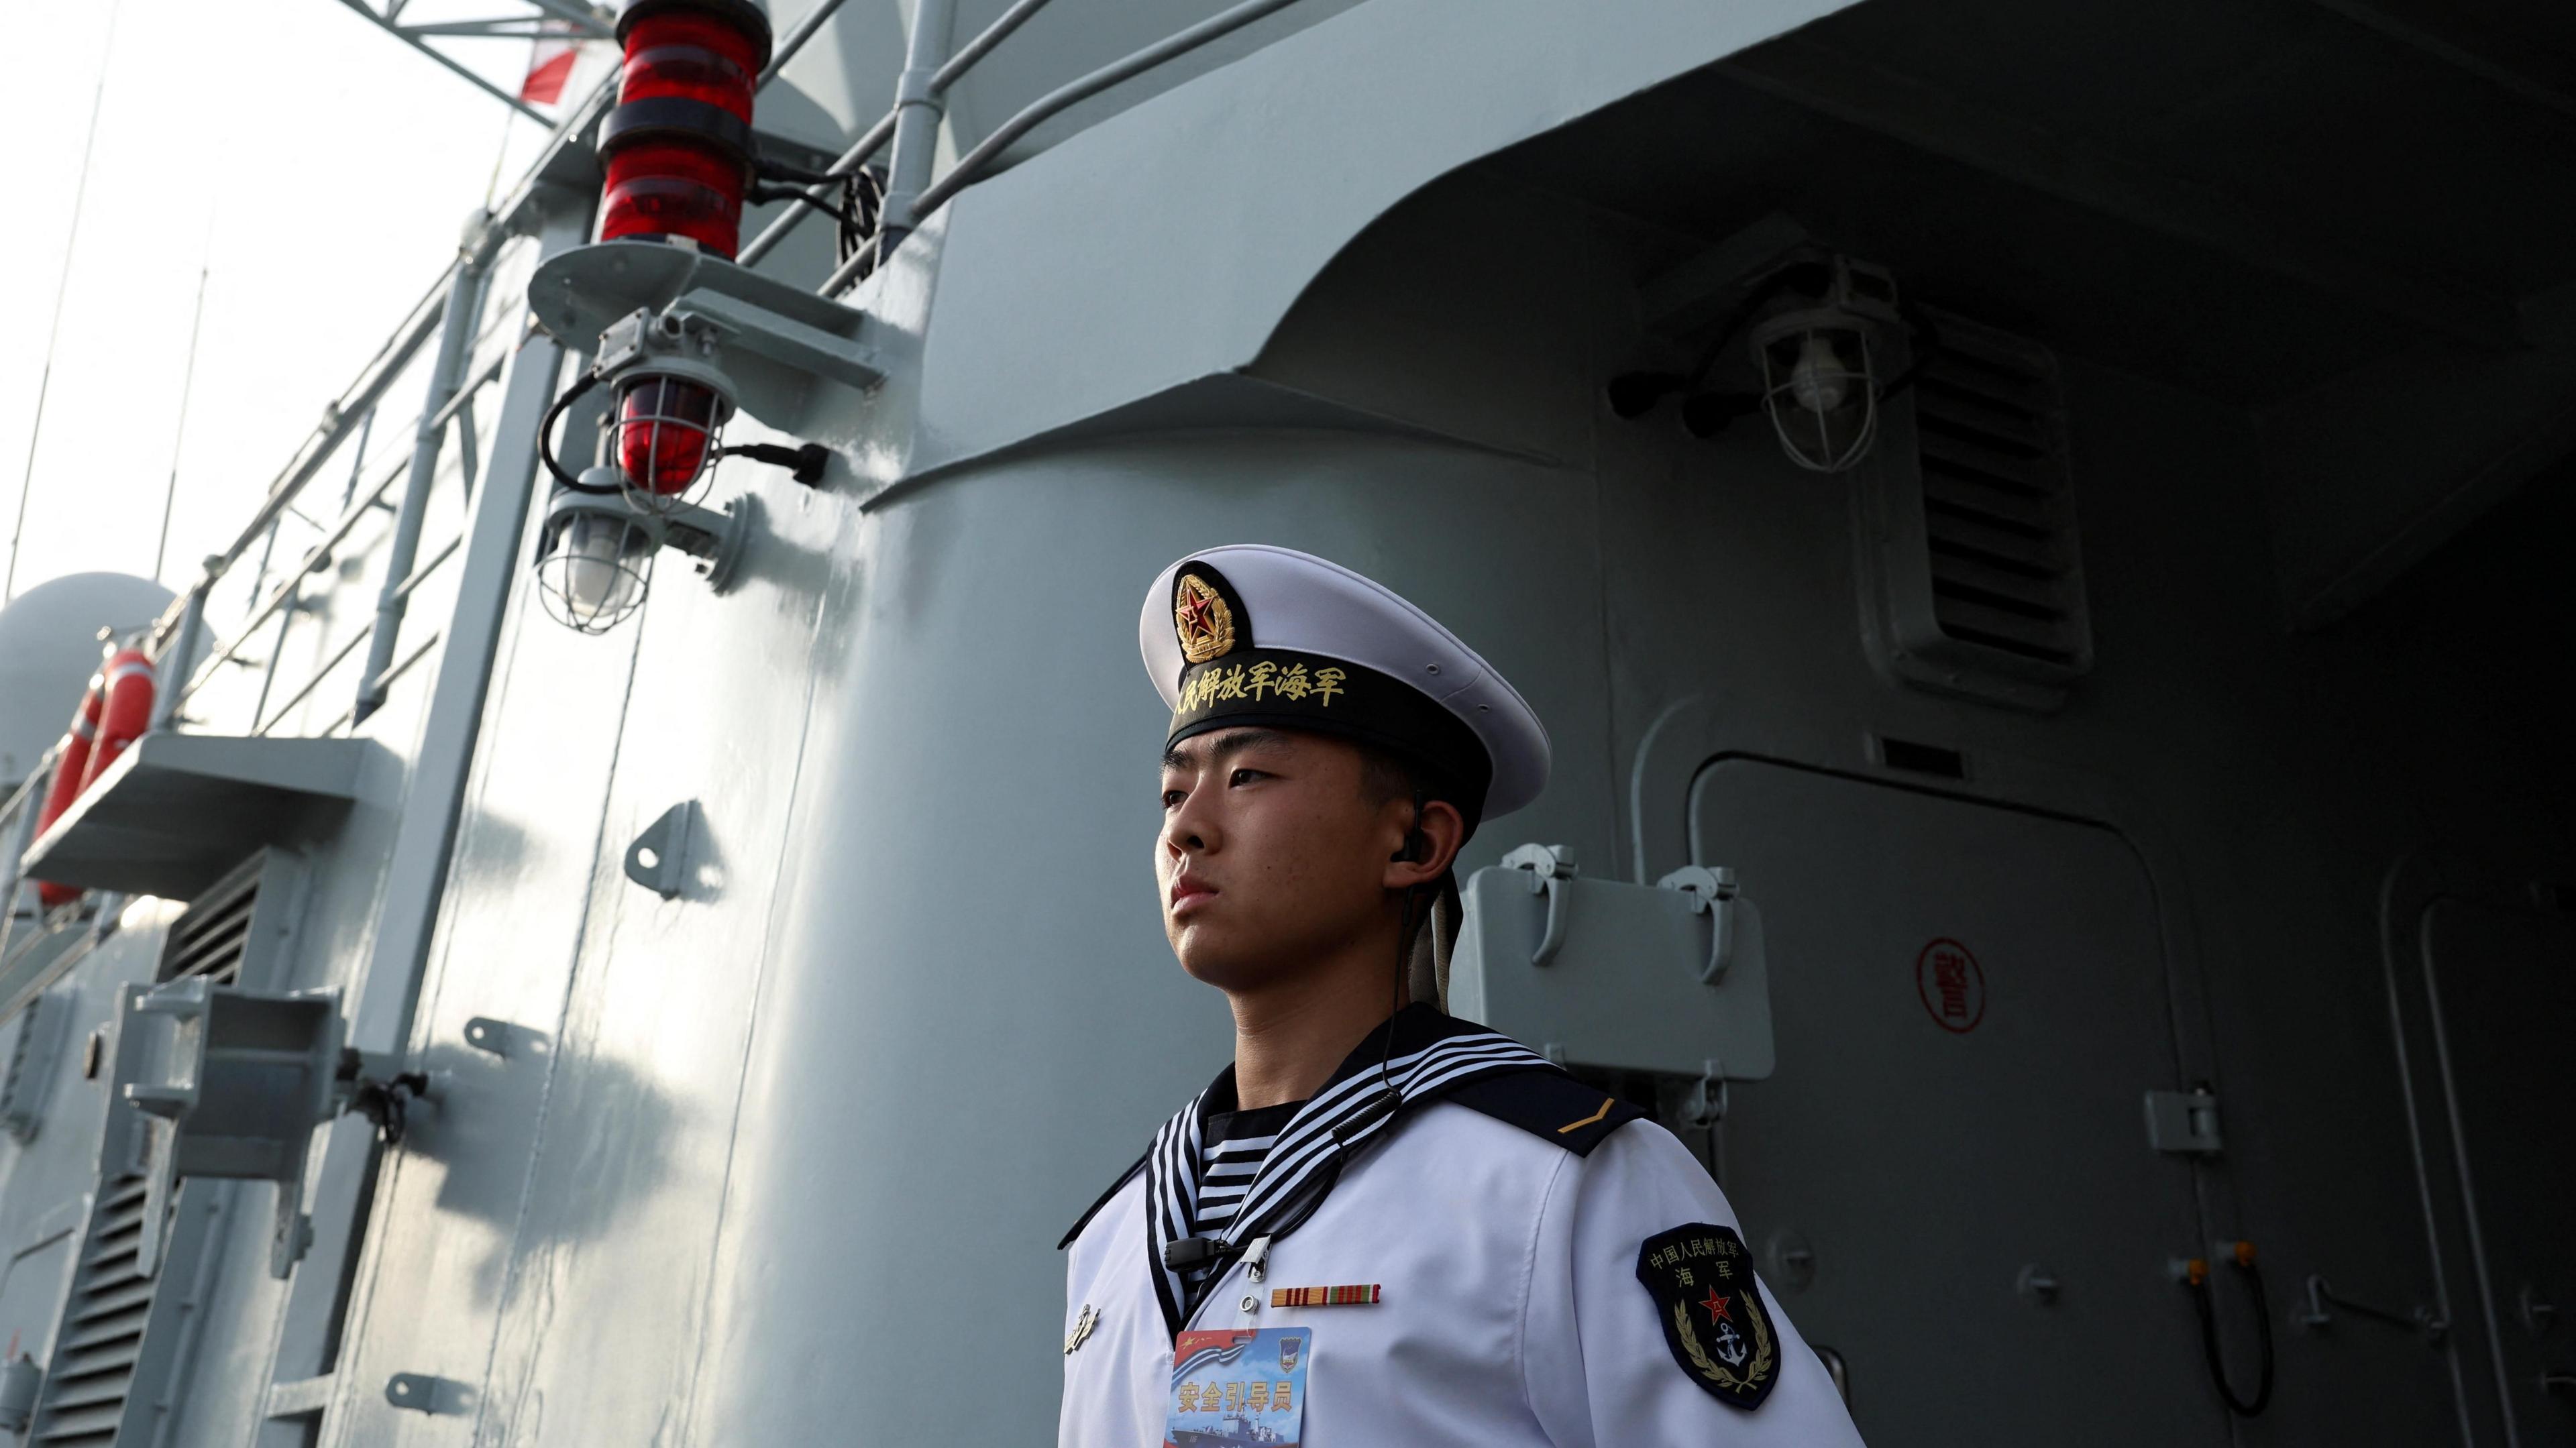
[1064,1302,1097,1355]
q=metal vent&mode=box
[28,1176,153,1445]
[156,856,264,988]
[1861,310,2091,710]
[24,1176,222,1447]
[0,993,68,1142]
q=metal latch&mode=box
[1657,866,1741,982]
[2296,1274,2447,1345]
[2143,1087,2223,1155]
[1500,844,1578,966]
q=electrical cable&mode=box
[1369,787,1434,1109]
[2186,1248,2276,1416]
[539,371,611,492]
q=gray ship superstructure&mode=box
[1,0,2571,1444]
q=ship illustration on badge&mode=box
[1165,1326,1308,1448]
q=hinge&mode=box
[2143,1087,2223,1155]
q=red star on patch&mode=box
[1699,1287,1733,1325]
[1178,588,1218,645]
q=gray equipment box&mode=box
[1450,846,1776,1080]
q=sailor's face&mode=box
[1157,726,1402,990]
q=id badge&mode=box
[1165,1327,1309,1447]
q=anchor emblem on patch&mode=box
[1634,1224,1778,1411]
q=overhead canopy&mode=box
[19,734,371,900]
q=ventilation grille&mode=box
[1909,323,2086,669]
[1863,308,2091,710]
[0,995,62,1142]
[156,854,263,987]
[29,1175,154,1446]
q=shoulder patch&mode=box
[1058,1152,1147,1250]
[1637,1224,1778,1411]
[1442,1068,1646,1156]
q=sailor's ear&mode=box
[1384,798,1466,890]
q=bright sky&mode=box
[0,0,589,603]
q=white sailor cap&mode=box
[1138,544,1550,832]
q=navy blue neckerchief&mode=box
[1142,1004,1554,1335]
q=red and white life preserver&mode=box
[76,648,155,795]
[30,672,107,909]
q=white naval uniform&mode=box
[1058,1019,1864,1447]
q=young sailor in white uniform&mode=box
[1060,545,1865,1447]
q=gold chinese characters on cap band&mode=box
[1175,573,1236,664]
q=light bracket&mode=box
[532,241,883,433]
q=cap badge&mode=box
[1174,571,1237,665]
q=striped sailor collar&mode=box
[1142,1005,1554,1335]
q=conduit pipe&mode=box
[737,0,1061,268]
[869,0,960,260]
[841,0,1309,291]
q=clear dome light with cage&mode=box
[1754,310,1879,474]
[538,498,661,634]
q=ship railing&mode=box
[740,0,1311,294]
[128,0,1312,732]
[138,86,614,745]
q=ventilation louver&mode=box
[0,993,67,1142]
[1860,309,2092,710]
[27,1176,153,1446]
[154,854,265,988]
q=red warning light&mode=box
[595,0,771,260]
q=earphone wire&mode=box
[1375,788,1433,1102]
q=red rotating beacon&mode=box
[596,0,773,500]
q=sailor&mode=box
[1059,544,1864,1447]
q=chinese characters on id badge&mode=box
[1165,1327,1309,1447]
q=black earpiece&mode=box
[1391,788,1432,865]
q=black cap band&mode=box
[1168,648,1494,835]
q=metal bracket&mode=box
[2296,1274,2448,1344]
[2017,1263,2061,1305]
[0,1354,42,1433]
[105,980,346,1277]
[2143,1087,2224,1155]
[669,494,756,594]
[1766,1230,1816,1292]
[1684,1058,1729,1128]
[2521,1282,2559,1337]
[530,242,883,431]
[384,1372,464,1414]
[1500,844,1578,966]
[625,801,698,899]
[542,486,755,600]
[1657,865,1741,982]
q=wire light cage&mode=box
[1752,317,1878,474]
[612,371,733,514]
[536,502,660,633]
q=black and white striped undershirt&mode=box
[1182,1099,1303,1308]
